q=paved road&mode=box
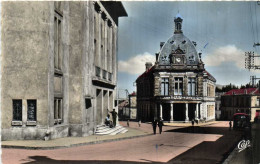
[2,122,242,164]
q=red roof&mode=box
[203,70,216,82]
[224,88,259,95]
[136,66,154,82]
[130,92,136,96]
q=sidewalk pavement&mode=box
[1,121,220,150]
[1,125,152,150]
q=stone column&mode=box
[185,103,189,121]
[170,103,174,122]
[160,104,163,119]
[196,103,199,119]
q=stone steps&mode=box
[95,125,128,135]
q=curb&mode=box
[2,133,153,150]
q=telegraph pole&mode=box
[245,51,260,70]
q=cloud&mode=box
[118,52,155,75]
[204,45,245,68]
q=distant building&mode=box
[1,1,127,140]
[215,92,225,120]
[136,14,216,122]
[118,92,137,120]
[221,88,260,122]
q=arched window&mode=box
[176,23,181,31]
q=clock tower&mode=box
[169,46,186,65]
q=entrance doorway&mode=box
[173,103,185,121]
[162,103,171,121]
[188,104,196,121]
[96,89,102,125]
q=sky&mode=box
[117,1,260,95]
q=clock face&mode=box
[176,57,181,63]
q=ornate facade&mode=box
[1,1,127,140]
[136,14,216,122]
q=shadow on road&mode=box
[165,126,231,135]
[165,126,244,164]
[23,156,163,164]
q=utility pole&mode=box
[245,51,260,70]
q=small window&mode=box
[85,99,92,109]
[54,98,63,124]
[27,100,37,121]
[13,100,22,121]
[114,100,118,107]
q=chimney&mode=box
[160,42,165,49]
[145,62,153,72]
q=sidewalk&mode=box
[1,126,152,150]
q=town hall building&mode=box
[136,14,216,122]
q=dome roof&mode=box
[158,15,199,66]
[158,33,199,65]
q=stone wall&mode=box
[1,2,51,139]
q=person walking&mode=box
[127,120,130,127]
[229,120,232,131]
[110,109,118,128]
[138,120,141,127]
[158,117,164,134]
[152,120,157,135]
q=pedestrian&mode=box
[105,114,112,127]
[110,109,118,128]
[152,120,157,135]
[192,119,194,126]
[229,120,232,130]
[127,120,130,127]
[158,117,164,134]
[138,120,141,127]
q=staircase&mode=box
[95,125,128,135]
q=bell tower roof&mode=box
[174,12,183,34]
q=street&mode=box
[2,122,242,164]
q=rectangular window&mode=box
[188,78,196,96]
[54,98,63,124]
[85,99,92,109]
[108,73,112,81]
[96,66,101,77]
[27,100,37,121]
[54,12,62,71]
[160,78,169,96]
[13,100,22,121]
[174,77,183,96]
[103,70,107,79]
